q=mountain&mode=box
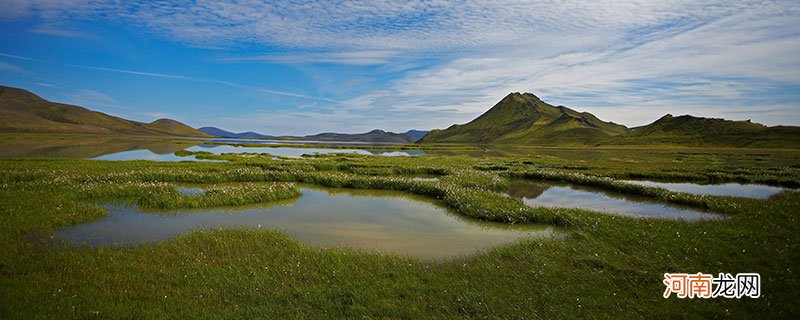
[298,129,416,143]
[418,92,628,145]
[198,127,272,139]
[0,86,209,137]
[404,130,428,141]
[200,126,422,143]
[610,114,800,148]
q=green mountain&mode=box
[0,85,209,137]
[418,92,628,145]
[611,114,800,148]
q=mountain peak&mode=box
[419,92,627,145]
[0,85,45,102]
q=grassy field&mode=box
[1,146,799,318]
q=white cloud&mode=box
[3,0,799,130]
[0,60,24,73]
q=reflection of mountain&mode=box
[508,180,550,199]
[365,150,427,156]
[0,135,199,158]
[200,127,424,143]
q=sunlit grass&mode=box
[0,148,799,318]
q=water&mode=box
[54,186,555,259]
[176,187,206,196]
[186,144,424,157]
[92,149,219,162]
[620,180,785,199]
[508,180,722,221]
[210,138,403,146]
[90,144,425,160]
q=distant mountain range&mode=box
[0,86,209,137]
[197,127,271,139]
[3,85,797,148]
[198,127,428,143]
[419,92,800,148]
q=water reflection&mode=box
[186,144,424,157]
[55,186,555,259]
[620,180,785,199]
[92,149,218,162]
[0,135,198,158]
[508,180,722,221]
[176,187,206,196]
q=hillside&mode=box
[200,126,423,143]
[198,127,272,139]
[610,114,800,148]
[0,85,209,137]
[419,92,628,145]
[404,130,428,141]
[285,129,416,143]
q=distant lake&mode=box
[186,144,426,157]
[209,138,407,146]
[0,135,425,160]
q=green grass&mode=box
[1,147,799,318]
[77,181,301,210]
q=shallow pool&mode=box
[620,180,785,199]
[509,180,723,221]
[55,186,555,259]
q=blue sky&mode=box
[0,1,798,135]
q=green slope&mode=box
[418,92,628,145]
[610,114,800,148]
[0,85,209,137]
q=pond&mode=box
[508,180,723,221]
[90,144,425,161]
[209,138,401,146]
[92,149,220,162]
[620,180,786,199]
[54,186,555,259]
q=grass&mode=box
[1,146,799,318]
[77,181,301,210]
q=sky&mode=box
[0,0,798,135]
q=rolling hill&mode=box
[418,92,628,145]
[0,85,209,137]
[200,126,427,143]
[198,127,272,139]
[299,129,417,143]
[419,92,800,148]
[610,114,800,148]
[403,130,429,141]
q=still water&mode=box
[508,180,723,221]
[620,180,785,199]
[185,144,425,157]
[55,186,555,259]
